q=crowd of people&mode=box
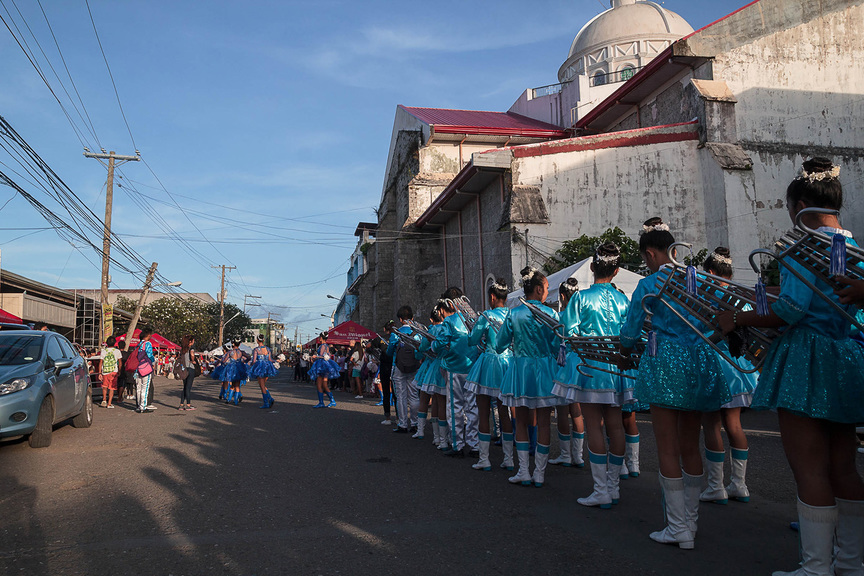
[302,158,864,574]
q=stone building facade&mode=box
[355,0,864,329]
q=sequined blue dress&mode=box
[249,346,279,378]
[308,343,341,380]
[553,283,635,406]
[620,267,731,411]
[221,349,249,383]
[415,323,446,394]
[751,229,864,422]
[466,307,512,397]
[495,301,563,409]
[210,355,227,381]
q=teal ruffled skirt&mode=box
[634,338,731,412]
[466,351,511,397]
[553,351,635,406]
[415,357,445,393]
[716,350,757,409]
[499,356,563,409]
[752,327,864,423]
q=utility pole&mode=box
[84,149,140,343]
[125,262,157,347]
[212,264,236,345]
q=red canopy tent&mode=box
[324,321,380,346]
[116,328,181,350]
[0,308,23,324]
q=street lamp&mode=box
[326,294,339,300]
[154,281,182,288]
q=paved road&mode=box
[1,371,860,575]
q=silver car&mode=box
[0,330,92,448]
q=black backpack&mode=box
[394,335,421,374]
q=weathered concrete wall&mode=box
[511,139,707,253]
[712,2,864,246]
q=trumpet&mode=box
[519,297,564,337]
[643,242,781,373]
[749,207,864,331]
[445,296,481,330]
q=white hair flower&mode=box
[797,164,840,183]
[639,222,670,236]
[709,252,733,266]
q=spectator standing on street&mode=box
[378,324,395,425]
[349,341,365,398]
[99,335,122,409]
[179,335,198,411]
[134,329,156,413]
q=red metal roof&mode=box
[400,106,567,138]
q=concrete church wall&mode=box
[711,2,864,250]
[510,138,707,257]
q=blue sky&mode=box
[0,0,736,337]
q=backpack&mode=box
[102,348,118,373]
[125,345,140,372]
[394,333,421,373]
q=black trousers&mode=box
[181,374,195,404]
[379,366,393,417]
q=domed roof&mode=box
[567,0,693,60]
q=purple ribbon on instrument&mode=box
[830,233,847,276]
[685,265,698,297]
[755,277,770,316]
[647,331,657,357]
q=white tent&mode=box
[506,257,643,310]
[208,343,254,356]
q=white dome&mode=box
[567,0,693,60]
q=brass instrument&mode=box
[392,327,421,352]
[643,242,781,373]
[519,297,564,337]
[406,320,437,359]
[749,207,863,331]
[564,335,643,380]
[445,296,481,331]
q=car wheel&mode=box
[28,395,54,448]
[72,385,93,428]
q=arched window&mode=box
[620,66,635,81]
[593,71,606,86]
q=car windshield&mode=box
[0,334,44,365]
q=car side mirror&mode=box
[54,358,74,371]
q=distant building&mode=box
[333,222,375,327]
[359,0,864,324]
[249,318,286,353]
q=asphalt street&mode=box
[2,370,861,576]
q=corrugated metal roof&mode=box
[400,106,567,138]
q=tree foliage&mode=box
[544,227,643,275]
[109,295,253,349]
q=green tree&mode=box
[544,227,643,275]
[140,297,209,346]
[203,302,253,348]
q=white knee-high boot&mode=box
[431,419,440,445]
[726,447,750,502]
[578,451,612,509]
[533,443,550,487]
[624,433,640,477]
[700,448,728,504]
[650,474,695,550]
[413,412,427,439]
[607,452,624,505]
[549,431,571,465]
[832,498,864,576]
[571,431,585,467]
[683,471,703,537]
[500,432,515,470]
[508,441,532,485]
[772,498,837,576]
[472,432,492,470]
[437,418,450,449]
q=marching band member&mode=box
[412,309,445,442]
[466,279,513,471]
[223,337,249,406]
[387,306,422,434]
[249,334,278,409]
[718,158,864,576]
[554,243,633,508]
[619,217,730,549]
[309,332,339,408]
[432,288,480,457]
[548,277,585,469]
[495,267,560,487]
[699,247,757,505]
